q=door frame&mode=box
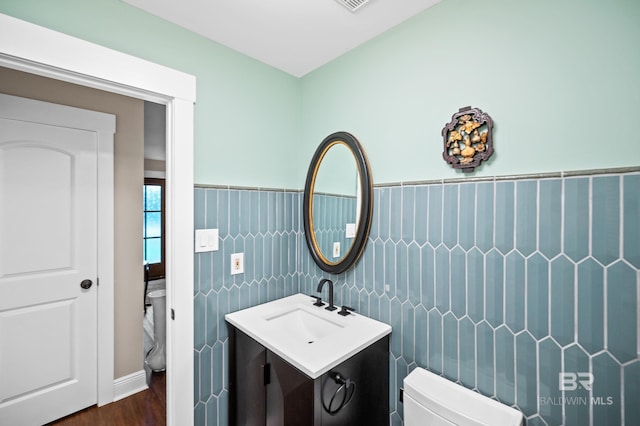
[0,13,196,426]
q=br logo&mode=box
[559,372,594,391]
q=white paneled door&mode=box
[0,94,114,425]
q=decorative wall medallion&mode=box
[442,106,494,172]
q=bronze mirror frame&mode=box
[303,131,373,274]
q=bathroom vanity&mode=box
[225,293,391,426]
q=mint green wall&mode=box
[0,0,300,188]
[3,0,639,186]
[300,0,640,184]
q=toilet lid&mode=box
[403,368,523,426]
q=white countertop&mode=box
[225,293,392,379]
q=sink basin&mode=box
[265,308,343,342]
[225,293,391,378]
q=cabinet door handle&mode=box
[263,363,271,386]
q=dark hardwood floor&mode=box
[47,372,166,426]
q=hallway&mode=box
[47,372,165,426]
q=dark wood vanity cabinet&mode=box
[228,326,389,426]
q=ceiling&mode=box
[123,0,441,77]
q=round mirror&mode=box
[303,132,373,274]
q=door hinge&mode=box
[171,308,175,320]
[263,363,271,386]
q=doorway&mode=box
[1,13,196,426]
[0,93,114,425]
[143,101,168,388]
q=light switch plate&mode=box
[333,242,341,258]
[195,229,219,253]
[231,252,244,275]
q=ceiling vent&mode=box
[335,0,371,12]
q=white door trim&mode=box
[0,13,196,426]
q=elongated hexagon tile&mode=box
[443,184,459,249]
[428,185,443,246]
[374,238,385,295]
[389,297,402,356]
[624,361,640,424]
[402,185,415,242]
[475,182,495,252]
[194,402,205,425]
[378,187,391,241]
[388,186,402,242]
[211,342,225,396]
[228,189,240,236]
[458,316,476,389]
[194,293,206,350]
[414,304,428,368]
[435,245,450,313]
[401,301,414,360]
[563,344,590,426]
[564,178,589,262]
[516,331,538,417]
[199,251,213,294]
[538,338,562,425]
[443,312,459,381]
[384,239,397,296]
[193,350,201,405]
[485,249,504,328]
[466,247,484,323]
[623,174,640,268]
[199,344,212,402]
[206,291,218,344]
[495,325,516,406]
[505,251,526,333]
[217,391,229,426]
[396,241,409,302]
[450,245,466,318]
[606,260,637,363]
[458,183,476,250]
[550,255,574,347]
[495,181,515,254]
[592,176,620,266]
[476,321,495,396]
[577,257,604,354]
[206,396,218,426]
[407,242,421,302]
[527,253,549,340]
[592,352,622,425]
[538,179,562,259]
[428,308,443,374]
[217,289,229,341]
[516,180,538,257]
[414,185,428,246]
[421,244,435,309]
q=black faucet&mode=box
[317,279,337,311]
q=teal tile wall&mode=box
[193,187,300,426]
[194,172,640,426]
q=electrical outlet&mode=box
[345,223,356,238]
[333,242,341,258]
[230,253,244,275]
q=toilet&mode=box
[403,368,523,426]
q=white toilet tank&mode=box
[403,368,523,426]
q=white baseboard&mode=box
[113,370,148,402]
